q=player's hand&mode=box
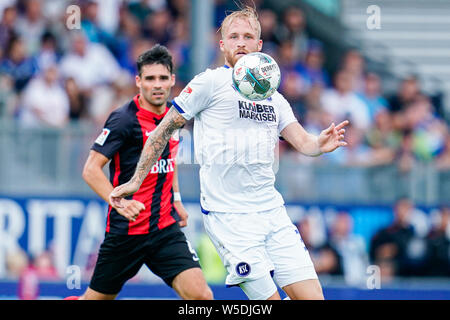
[318,120,349,153]
[109,181,140,209]
[174,201,189,227]
[115,199,146,222]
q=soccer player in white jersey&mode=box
[110,7,349,300]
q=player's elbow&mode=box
[82,162,98,184]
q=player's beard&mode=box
[143,90,169,107]
[226,49,253,67]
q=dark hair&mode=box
[136,44,173,76]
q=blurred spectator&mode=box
[8,249,58,299]
[91,0,123,35]
[35,30,61,71]
[357,72,388,123]
[214,0,228,28]
[324,123,388,167]
[321,69,370,131]
[6,248,29,279]
[167,0,190,20]
[0,73,18,118]
[396,129,419,172]
[296,39,330,88]
[258,8,281,56]
[167,16,191,82]
[403,95,447,160]
[114,8,145,74]
[364,109,398,163]
[370,198,428,279]
[0,0,16,20]
[278,6,309,60]
[32,251,59,280]
[143,9,173,46]
[80,0,115,49]
[127,0,155,24]
[19,63,69,128]
[340,49,365,93]
[17,257,39,300]
[0,5,18,56]
[59,31,121,92]
[297,216,342,276]
[277,40,308,99]
[127,38,156,76]
[328,212,369,286]
[65,77,88,121]
[435,133,450,170]
[388,75,421,114]
[303,82,325,116]
[280,71,307,119]
[277,39,302,72]
[426,206,450,277]
[14,0,47,55]
[0,35,39,92]
[88,71,135,126]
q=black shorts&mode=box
[89,222,201,295]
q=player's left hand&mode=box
[318,120,349,153]
[109,180,141,209]
[174,201,189,227]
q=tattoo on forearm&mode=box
[131,107,186,186]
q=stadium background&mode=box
[0,0,449,299]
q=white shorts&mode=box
[202,205,318,294]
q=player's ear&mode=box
[135,74,141,89]
[257,39,263,52]
[171,73,176,86]
[219,39,225,52]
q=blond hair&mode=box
[219,6,261,39]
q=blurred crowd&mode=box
[295,199,450,286]
[0,0,449,172]
[1,0,450,290]
[5,197,449,289]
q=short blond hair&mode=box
[219,6,261,39]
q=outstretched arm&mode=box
[281,120,349,156]
[109,107,186,207]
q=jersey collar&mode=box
[133,94,170,119]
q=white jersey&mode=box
[173,65,297,213]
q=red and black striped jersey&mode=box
[91,95,180,235]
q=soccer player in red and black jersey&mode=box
[72,45,212,300]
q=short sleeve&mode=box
[172,69,213,120]
[91,110,128,159]
[277,94,298,134]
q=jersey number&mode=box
[186,240,200,262]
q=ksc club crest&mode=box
[236,262,251,277]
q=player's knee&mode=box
[183,287,213,300]
[311,288,325,300]
[204,287,214,300]
[308,282,324,300]
[194,286,214,300]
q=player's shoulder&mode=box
[270,91,290,106]
[106,99,137,127]
[193,66,229,81]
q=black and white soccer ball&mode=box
[232,52,281,101]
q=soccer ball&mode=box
[232,52,281,101]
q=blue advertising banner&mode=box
[0,196,435,282]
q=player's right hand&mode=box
[115,199,145,222]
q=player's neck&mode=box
[224,58,233,68]
[138,95,167,115]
